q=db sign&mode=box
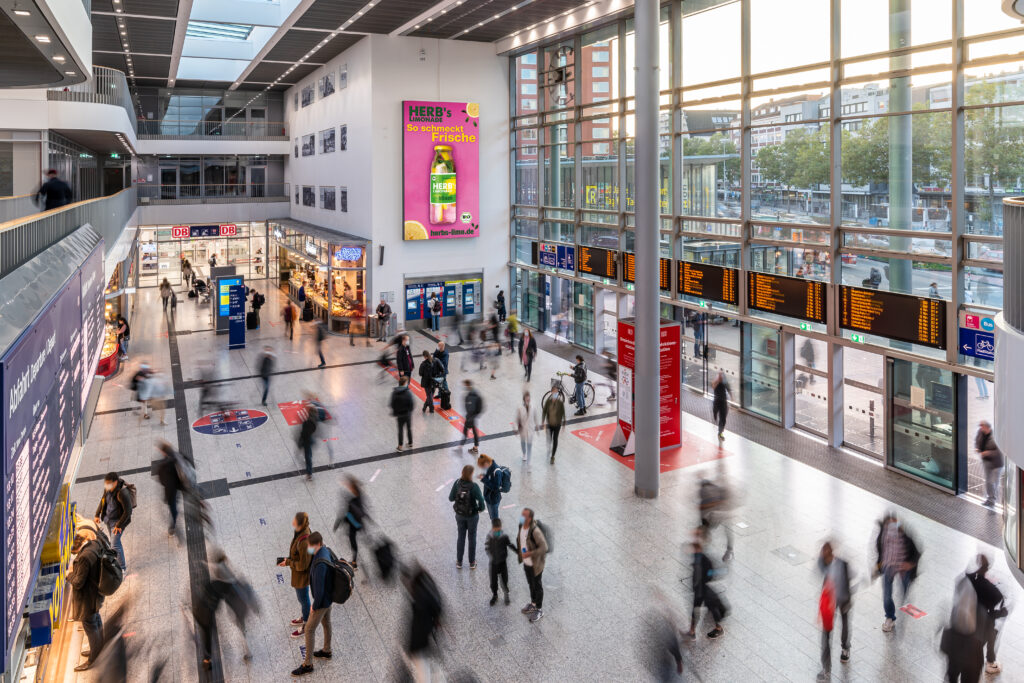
[171,224,238,238]
[220,223,237,236]
[171,225,190,238]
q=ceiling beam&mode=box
[166,0,195,86]
[390,0,462,36]
[93,11,176,21]
[228,0,319,90]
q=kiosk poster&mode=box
[402,100,480,241]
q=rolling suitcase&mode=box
[439,387,452,411]
[302,302,314,322]
[246,311,259,329]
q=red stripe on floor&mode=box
[572,422,727,472]
[381,365,485,438]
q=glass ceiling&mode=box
[185,21,255,41]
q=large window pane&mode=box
[890,358,956,489]
[843,347,885,457]
[682,0,740,87]
[682,133,741,218]
[742,322,781,421]
[751,0,828,74]
[752,123,830,225]
[965,104,1024,237]
[581,25,619,106]
[840,0,950,59]
[542,143,575,208]
[625,12,671,98]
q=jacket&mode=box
[819,557,853,607]
[448,479,485,516]
[37,177,73,210]
[874,520,921,580]
[485,530,516,565]
[418,358,439,389]
[287,524,312,588]
[480,463,502,504]
[542,395,565,428]
[433,348,449,375]
[298,412,318,448]
[95,480,132,530]
[572,361,587,384]
[519,334,537,364]
[259,352,275,379]
[713,380,730,408]
[390,386,415,418]
[155,455,183,503]
[691,551,716,598]
[515,402,536,443]
[975,430,1003,470]
[464,389,483,420]
[309,546,335,610]
[516,519,548,574]
[69,539,104,619]
[396,345,414,373]
[376,302,392,320]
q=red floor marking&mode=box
[572,422,728,472]
[380,365,483,438]
[900,604,927,619]
[277,400,333,426]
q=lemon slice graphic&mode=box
[404,220,428,240]
[465,102,480,118]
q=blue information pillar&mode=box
[228,285,246,349]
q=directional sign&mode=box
[959,328,995,361]
[192,409,268,435]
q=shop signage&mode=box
[171,224,237,239]
[228,285,245,350]
[305,240,318,257]
[191,409,268,435]
[335,247,362,262]
[402,100,480,241]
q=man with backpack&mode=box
[477,454,511,521]
[517,507,549,623]
[570,355,588,416]
[94,472,133,573]
[967,554,1007,675]
[449,465,486,569]
[68,526,110,671]
[429,293,441,331]
[292,531,341,677]
[461,379,484,455]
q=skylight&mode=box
[185,21,254,41]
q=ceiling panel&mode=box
[310,33,363,62]
[293,1,365,30]
[458,0,584,42]
[246,61,289,83]
[129,54,171,78]
[262,29,328,62]
[281,62,320,82]
[0,9,61,87]
[91,13,122,53]
[345,0,438,34]
[410,0,518,40]
[120,0,180,18]
[93,52,128,72]
[125,16,176,54]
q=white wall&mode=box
[135,202,290,226]
[284,35,510,321]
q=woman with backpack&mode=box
[277,512,313,639]
[448,464,485,569]
[477,454,509,521]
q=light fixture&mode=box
[13,9,30,16]
[35,35,50,43]
[54,55,65,62]
[65,71,75,75]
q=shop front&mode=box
[270,220,369,334]
[404,273,483,332]
[100,228,140,377]
[138,221,269,287]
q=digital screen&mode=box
[577,246,617,279]
[218,277,242,316]
[839,286,946,349]
[623,254,671,290]
[747,272,826,324]
[678,261,739,306]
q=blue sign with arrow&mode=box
[959,328,995,361]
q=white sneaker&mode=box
[985,661,1001,674]
[881,618,895,633]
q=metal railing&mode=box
[137,119,289,139]
[47,66,136,134]
[136,183,289,204]
[0,186,135,278]
[1004,197,1024,333]
[0,195,41,224]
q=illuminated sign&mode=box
[334,247,362,262]
[577,246,617,279]
[677,261,739,306]
[623,253,671,290]
[171,224,237,238]
[747,272,826,324]
[839,286,946,349]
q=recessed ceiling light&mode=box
[54,55,65,62]
[13,9,30,16]
[35,35,50,43]
[65,70,75,75]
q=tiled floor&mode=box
[62,284,1023,682]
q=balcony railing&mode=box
[0,186,135,278]
[47,66,136,134]
[137,119,289,140]
[0,194,41,224]
[137,183,290,204]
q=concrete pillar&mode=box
[827,342,845,448]
[633,0,661,498]
[888,0,913,300]
[781,331,796,428]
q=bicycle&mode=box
[542,371,595,410]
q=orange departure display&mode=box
[747,272,826,324]
[577,246,617,279]
[839,286,946,349]
[623,254,671,290]
[678,262,739,306]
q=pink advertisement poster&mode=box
[402,100,480,240]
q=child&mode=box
[485,518,515,606]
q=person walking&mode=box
[160,278,173,312]
[929,281,941,299]
[942,565,987,683]
[801,337,816,383]
[194,550,260,668]
[449,464,485,570]
[418,351,440,414]
[132,362,154,420]
[506,312,519,354]
[817,541,853,680]
[278,512,313,638]
[698,478,734,562]
[514,391,537,464]
[35,169,73,210]
[298,405,318,480]
[711,372,731,441]
[182,260,193,288]
[519,329,537,382]
[967,554,1007,676]
[94,473,132,573]
[396,334,414,381]
[258,345,276,406]
[433,341,450,393]
[283,302,296,340]
[976,421,1003,508]
[687,535,726,640]
[390,376,415,452]
[116,315,130,359]
[154,442,188,535]
[486,518,515,606]
[541,390,566,464]
[375,296,392,342]
[477,454,505,521]
[68,527,107,671]
[334,476,368,570]
[429,294,442,332]
[314,319,327,368]
[403,563,443,680]
[291,532,334,677]
[874,512,921,633]
[496,290,507,323]
[570,355,588,416]
[516,507,548,623]
[461,379,484,454]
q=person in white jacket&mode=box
[514,391,538,464]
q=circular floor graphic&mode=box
[192,409,268,435]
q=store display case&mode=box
[97,323,120,377]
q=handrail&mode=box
[47,67,136,134]
[136,183,289,202]
[137,118,288,139]
[0,186,134,233]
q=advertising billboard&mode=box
[402,101,480,241]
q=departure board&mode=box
[624,254,672,290]
[577,246,617,279]
[747,272,826,324]
[839,286,946,349]
[678,261,739,306]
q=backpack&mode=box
[573,363,588,383]
[466,391,483,417]
[96,541,124,596]
[496,465,512,494]
[951,575,978,635]
[119,481,138,509]
[532,520,553,554]
[414,570,443,623]
[452,480,476,517]
[432,299,441,314]
[314,549,355,605]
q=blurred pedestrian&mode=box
[516,507,548,623]
[496,290,506,322]
[334,476,368,570]
[874,512,921,633]
[688,536,726,640]
[419,350,441,414]
[35,168,73,210]
[711,372,730,441]
[942,567,986,682]
[396,334,414,380]
[541,390,566,464]
[68,527,107,672]
[131,362,153,419]
[258,345,276,406]
[390,376,415,452]
[375,296,392,341]
[298,405,318,479]
[160,278,173,312]
[485,518,515,606]
[461,379,483,454]
[698,478,734,562]
[277,512,312,638]
[975,421,1003,508]
[182,260,193,287]
[153,441,189,535]
[929,281,941,299]
[967,554,1007,675]
[514,391,537,464]
[519,329,537,382]
[506,312,519,354]
[283,302,296,339]
[314,319,327,368]
[403,563,443,681]
[144,369,172,425]
[291,532,335,677]
[817,541,853,680]
[94,472,132,573]
[195,550,259,668]
[449,464,485,569]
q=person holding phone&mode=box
[277,512,312,638]
[516,507,548,623]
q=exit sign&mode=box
[799,323,812,331]
[698,301,708,308]
[850,333,865,343]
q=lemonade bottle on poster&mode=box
[429,145,457,225]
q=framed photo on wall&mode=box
[301,84,314,107]
[319,127,335,154]
[339,187,348,213]
[320,186,336,211]
[301,134,315,156]
[318,71,336,98]
[339,64,348,90]
[339,124,347,151]
[302,186,315,207]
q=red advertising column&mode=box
[611,318,682,454]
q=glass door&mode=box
[889,358,957,490]
[843,347,886,458]
[793,335,829,437]
[597,288,617,357]
[160,167,177,199]
[572,282,594,350]
[250,166,267,198]
[157,237,181,286]
[250,107,267,136]
[741,323,781,421]
[524,271,542,329]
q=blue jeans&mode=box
[295,586,311,622]
[455,513,479,564]
[167,493,179,528]
[261,377,270,405]
[81,612,103,664]
[109,528,126,571]
[431,314,440,331]
[574,382,586,410]
[303,444,313,477]
[882,568,911,620]
[486,501,500,521]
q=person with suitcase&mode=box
[418,351,441,414]
[433,341,451,402]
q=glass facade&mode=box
[508,1,1019,493]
